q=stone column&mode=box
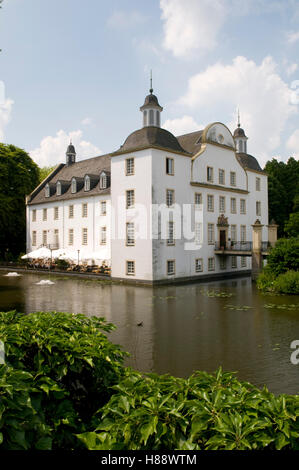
[267,219,278,247]
[251,219,264,281]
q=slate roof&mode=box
[116,126,190,155]
[236,152,263,172]
[176,130,203,155]
[28,154,111,205]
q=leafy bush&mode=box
[266,238,299,276]
[273,271,299,295]
[77,368,299,451]
[0,364,52,450]
[54,258,70,269]
[0,311,127,449]
[256,269,276,292]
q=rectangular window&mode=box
[194,193,202,208]
[231,256,237,268]
[68,229,74,246]
[43,208,47,221]
[219,169,225,185]
[240,199,246,214]
[195,258,203,273]
[126,190,135,208]
[256,201,261,216]
[207,194,214,212]
[241,257,247,268]
[256,177,261,191]
[126,260,135,275]
[241,225,246,243]
[207,166,214,182]
[54,207,59,220]
[54,229,59,246]
[101,201,107,215]
[231,224,237,242]
[195,223,202,245]
[167,221,175,245]
[167,260,175,275]
[220,257,226,270]
[208,223,215,244]
[32,210,36,222]
[32,231,36,246]
[230,171,236,186]
[126,158,135,176]
[166,189,174,207]
[69,205,74,218]
[230,197,236,214]
[42,230,47,246]
[126,223,134,246]
[101,226,107,245]
[82,203,88,218]
[166,158,174,175]
[219,196,225,213]
[208,257,215,271]
[82,228,88,245]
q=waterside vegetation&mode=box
[0,311,298,450]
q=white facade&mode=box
[26,93,268,284]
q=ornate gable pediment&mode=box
[217,214,229,226]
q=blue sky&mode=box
[0,0,299,168]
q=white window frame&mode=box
[68,229,74,246]
[101,226,107,245]
[195,258,203,273]
[126,260,135,275]
[230,198,236,214]
[166,189,174,207]
[208,257,215,271]
[256,201,261,216]
[219,196,225,213]
[101,200,107,215]
[82,228,88,245]
[126,223,135,246]
[126,190,135,209]
[82,203,88,218]
[240,199,246,214]
[69,205,74,219]
[126,158,135,176]
[207,166,214,183]
[54,206,59,220]
[207,194,214,212]
[208,223,215,245]
[230,171,236,187]
[32,231,37,246]
[167,259,175,276]
[218,169,225,185]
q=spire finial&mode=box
[237,109,240,128]
[149,69,153,94]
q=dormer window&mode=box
[99,172,107,189]
[84,175,90,191]
[71,178,77,194]
[56,181,61,196]
[45,184,50,198]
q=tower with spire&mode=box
[233,111,248,153]
[140,71,163,128]
[66,141,76,165]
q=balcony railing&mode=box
[214,241,253,251]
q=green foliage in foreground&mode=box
[0,311,299,450]
[0,311,127,449]
[77,369,299,451]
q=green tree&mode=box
[285,212,299,237]
[38,165,55,183]
[264,158,299,237]
[0,143,39,259]
[266,237,299,276]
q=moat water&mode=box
[0,269,299,395]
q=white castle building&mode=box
[26,87,269,284]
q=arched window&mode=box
[156,110,160,127]
[143,110,147,127]
[149,109,154,126]
[99,172,107,189]
[71,178,77,194]
[45,184,50,198]
[56,181,61,196]
[84,175,90,191]
[238,140,243,153]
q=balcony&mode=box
[214,241,252,256]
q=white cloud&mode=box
[30,130,102,168]
[178,56,297,165]
[286,63,298,76]
[286,129,299,158]
[0,98,13,142]
[81,117,92,126]
[160,0,226,57]
[287,30,299,44]
[107,10,146,29]
[163,115,203,136]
